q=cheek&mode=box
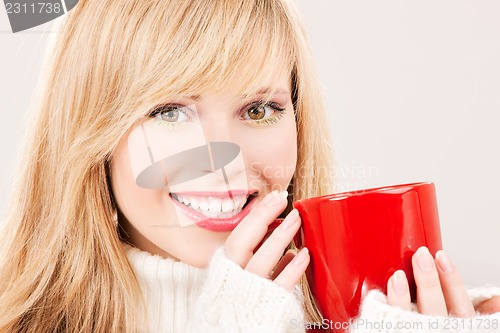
[243,116,297,187]
[110,142,165,223]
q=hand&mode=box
[224,190,309,291]
[387,247,500,316]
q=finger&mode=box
[270,251,296,280]
[387,270,412,311]
[245,209,301,277]
[273,247,310,291]
[413,246,448,316]
[475,296,500,315]
[435,251,475,317]
[225,190,288,266]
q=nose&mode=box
[136,141,241,188]
[197,114,245,171]
[199,141,240,174]
[198,113,235,144]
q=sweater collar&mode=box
[122,242,208,287]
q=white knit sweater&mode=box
[123,244,500,333]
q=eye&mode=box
[150,105,191,123]
[242,102,285,122]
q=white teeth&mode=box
[199,198,209,211]
[208,197,222,213]
[172,193,251,219]
[220,212,231,219]
[238,197,246,208]
[222,198,234,212]
[190,197,199,210]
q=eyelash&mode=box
[149,104,194,130]
[147,100,286,129]
[241,101,286,127]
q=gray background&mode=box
[1,1,499,286]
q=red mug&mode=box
[293,182,443,332]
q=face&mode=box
[110,69,297,267]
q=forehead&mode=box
[184,67,292,101]
[124,1,298,117]
[181,63,293,102]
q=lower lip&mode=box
[170,195,257,232]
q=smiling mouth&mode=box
[170,191,257,219]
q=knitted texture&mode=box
[124,243,499,333]
[187,246,305,333]
[124,244,207,332]
[124,244,305,333]
[350,289,500,333]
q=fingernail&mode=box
[435,250,454,273]
[262,190,279,205]
[416,247,434,273]
[293,247,309,266]
[281,209,299,230]
[391,270,408,295]
[280,190,289,200]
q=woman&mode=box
[0,0,498,332]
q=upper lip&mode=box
[169,190,258,199]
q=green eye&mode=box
[149,104,194,130]
[159,109,180,122]
[151,105,190,123]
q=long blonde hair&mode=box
[0,0,333,331]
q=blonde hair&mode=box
[0,0,333,331]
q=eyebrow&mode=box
[246,88,290,97]
[183,95,201,101]
[179,88,290,101]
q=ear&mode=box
[474,296,500,314]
